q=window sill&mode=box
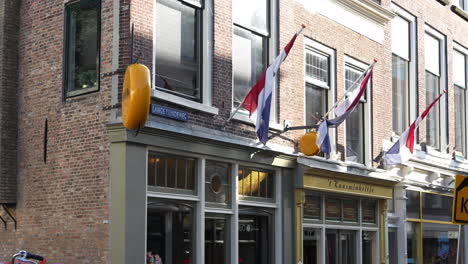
[152,89,219,115]
[65,86,99,98]
[231,112,284,131]
[451,5,468,21]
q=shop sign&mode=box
[150,104,189,121]
[303,175,392,199]
[452,174,468,224]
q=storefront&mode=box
[295,161,396,264]
[108,124,297,264]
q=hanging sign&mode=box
[452,174,468,224]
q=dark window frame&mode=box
[63,0,101,99]
[154,0,204,102]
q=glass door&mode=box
[303,228,320,264]
[205,214,228,264]
[326,229,356,264]
[238,214,270,264]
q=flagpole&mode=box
[224,24,306,124]
[320,59,377,121]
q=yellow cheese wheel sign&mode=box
[299,132,320,156]
[122,64,151,130]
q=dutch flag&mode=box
[241,26,304,144]
[385,90,447,166]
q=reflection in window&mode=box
[205,160,231,208]
[362,231,377,264]
[422,193,453,222]
[406,190,420,219]
[425,71,440,150]
[154,0,202,101]
[148,153,196,190]
[343,200,358,222]
[423,223,458,264]
[306,83,328,127]
[205,216,228,264]
[64,0,100,97]
[326,229,356,264]
[325,198,341,221]
[345,64,367,164]
[407,222,419,264]
[388,228,398,264]
[304,195,321,220]
[147,202,194,264]
[232,0,269,110]
[305,47,329,128]
[303,228,320,264]
[392,54,409,135]
[454,50,466,155]
[362,200,376,223]
[238,167,274,199]
[239,214,270,264]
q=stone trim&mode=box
[335,0,396,25]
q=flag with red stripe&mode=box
[242,26,304,144]
[385,90,447,165]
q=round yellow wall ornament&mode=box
[299,132,320,156]
[122,63,151,130]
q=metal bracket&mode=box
[0,214,6,230]
[2,204,17,230]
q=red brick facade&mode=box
[0,0,467,263]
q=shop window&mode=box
[326,229,356,264]
[148,153,196,192]
[423,223,458,264]
[64,0,100,98]
[238,167,274,200]
[232,0,270,112]
[406,190,420,219]
[362,231,377,264]
[388,227,398,264]
[406,222,419,264]
[303,228,320,264]
[304,195,321,220]
[343,200,358,222]
[362,200,377,223]
[154,0,203,101]
[147,201,194,264]
[238,214,270,264]
[325,197,341,221]
[422,193,453,222]
[205,215,229,264]
[205,160,231,208]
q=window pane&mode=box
[422,193,453,222]
[455,85,466,154]
[147,202,194,264]
[346,103,364,163]
[233,26,267,108]
[425,71,440,150]
[425,33,440,75]
[303,228,320,264]
[205,160,231,207]
[66,0,99,94]
[454,50,466,88]
[304,194,321,220]
[423,223,459,264]
[233,0,268,33]
[406,190,420,219]
[148,153,196,190]
[205,216,228,264]
[392,16,410,60]
[155,0,201,100]
[362,231,377,264]
[305,50,329,84]
[343,199,358,222]
[388,228,398,264]
[325,198,341,221]
[362,200,377,223]
[238,167,274,199]
[239,215,270,264]
[407,222,419,264]
[392,54,409,135]
[306,83,327,126]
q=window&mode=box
[454,45,467,155]
[456,0,468,11]
[238,167,274,200]
[345,61,369,164]
[304,39,335,129]
[232,0,270,112]
[424,27,446,152]
[392,15,411,135]
[148,153,196,192]
[64,0,100,97]
[154,0,202,101]
[205,160,231,208]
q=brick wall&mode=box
[0,0,20,204]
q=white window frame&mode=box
[390,4,418,139]
[455,0,468,10]
[343,56,372,167]
[454,42,468,157]
[152,0,219,116]
[303,38,336,154]
[231,0,280,128]
[145,147,282,264]
[424,25,448,156]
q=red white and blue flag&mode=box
[316,63,375,158]
[242,26,304,144]
[385,90,447,166]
